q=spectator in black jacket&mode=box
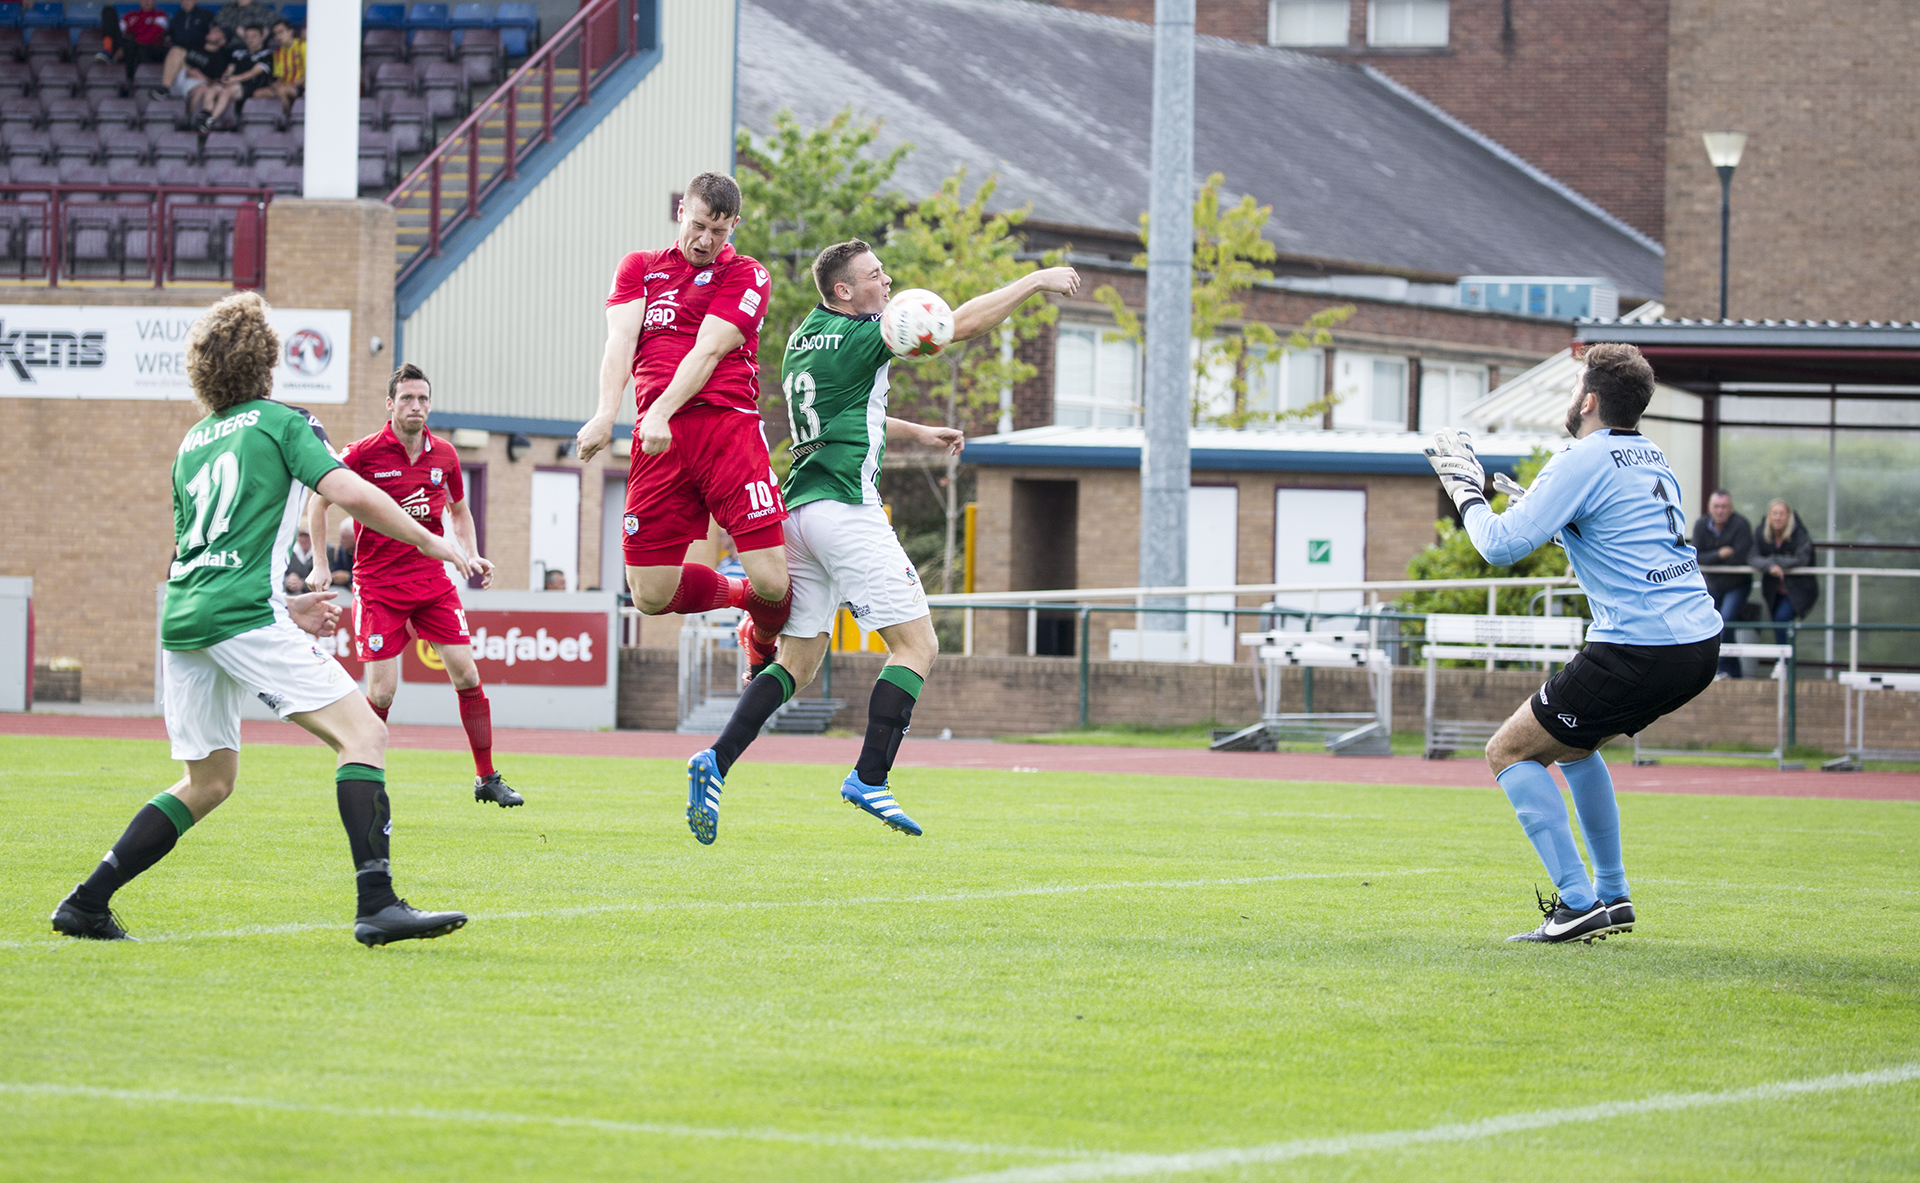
[1693,488,1754,678]
[1751,499,1819,646]
[155,0,216,96]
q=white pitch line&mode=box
[0,869,1437,950]
[919,1063,1920,1183]
[0,1082,1094,1160]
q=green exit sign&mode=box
[1307,539,1332,564]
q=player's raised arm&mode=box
[579,299,642,463]
[949,266,1081,342]
[636,313,747,455]
[1427,430,1585,567]
[316,468,473,580]
[886,417,965,455]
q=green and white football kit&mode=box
[779,304,928,639]
[162,399,354,761]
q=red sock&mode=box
[369,701,390,722]
[744,584,794,638]
[456,685,494,778]
[660,563,731,615]
[724,575,749,610]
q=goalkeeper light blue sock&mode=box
[1559,751,1627,901]
[1495,761,1596,910]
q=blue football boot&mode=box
[686,749,723,845]
[839,770,922,836]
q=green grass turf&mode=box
[2,735,1917,1182]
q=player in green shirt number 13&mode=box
[683,239,1079,845]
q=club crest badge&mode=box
[694,269,713,285]
[623,513,639,536]
[429,467,443,486]
[368,633,384,653]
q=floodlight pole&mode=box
[1716,164,1734,320]
[1139,0,1194,630]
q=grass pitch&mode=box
[2,734,1917,1182]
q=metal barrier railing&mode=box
[0,182,270,288]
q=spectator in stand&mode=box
[216,0,278,36]
[266,18,305,114]
[543,570,568,591]
[328,518,355,588]
[166,22,230,113]
[115,0,172,81]
[1693,488,1754,679]
[225,23,279,117]
[288,528,317,586]
[1751,498,1819,647]
[189,25,260,132]
[155,0,215,96]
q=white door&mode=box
[1187,485,1239,663]
[1273,488,1366,627]
[600,473,627,592]
[530,469,581,591]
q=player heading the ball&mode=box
[683,238,1080,844]
[575,172,793,671]
[51,291,472,947]
[1426,343,1722,945]
[306,362,521,809]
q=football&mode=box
[880,288,955,358]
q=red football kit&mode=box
[337,422,471,661]
[605,241,787,566]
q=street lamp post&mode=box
[1702,131,1748,321]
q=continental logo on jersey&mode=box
[178,407,262,454]
[0,323,106,381]
[1646,558,1700,584]
[396,488,435,519]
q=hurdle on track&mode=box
[1211,628,1393,754]
[1633,643,1803,770]
[1823,671,1920,771]
[1422,614,1585,760]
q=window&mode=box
[1331,351,1409,430]
[1418,362,1488,432]
[1368,0,1448,46]
[1053,324,1140,427]
[1270,0,1349,46]
[1246,347,1326,428]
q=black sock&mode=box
[70,794,194,911]
[713,664,795,777]
[335,764,399,916]
[855,668,922,786]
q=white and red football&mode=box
[880,288,955,358]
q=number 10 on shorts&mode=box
[745,480,777,512]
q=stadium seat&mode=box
[78,57,121,100]
[0,58,27,91]
[448,2,487,27]
[205,101,236,131]
[0,93,38,127]
[56,156,103,182]
[357,93,380,127]
[371,60,412,99]
[139,95,186,131]
[206,160,254,192]
[155,159,202,186]
[100,126,147,162]
[20,2,61,30]
[22,27,66,63]
[278,3,304,27]
[9,155,52,181]
[242,125,294,163]
[2,125,50,161]
[415,57,461,120]
[357,127,393,190]
[238,96,284,131]
[454,26,496,87]
[41,93,87,131]
[379,91,425,153]
[0,3,21,26]
[287,95,303,128]
[150,127,197,163]
[63,2,100,28]
[361,25,406,65]
[405,3,448,29]
[363,3,404,29]
[71,25,103,55]
[93,94,137,128]
[200,129,245,165]
[408,26,451,59]
[31,59,78,95]
[51,126,97,161]
[106,158,154,185]
[0,27,24,60]
[130,59,163,91]
[254,158,300,194]
[493,1,534,56]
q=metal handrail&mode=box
[0,181,272,289]
[385,0,639,281]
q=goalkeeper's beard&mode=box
[1565,402,1584,438]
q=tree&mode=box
[885,170,1061,592]
[1095,173,1353,429]
[1399,447,1589,624]
[733,108,913,402]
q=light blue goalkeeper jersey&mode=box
[1464,428,1723,646]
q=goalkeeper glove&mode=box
[1424,429,1487,514]
[1491,472,1527,503]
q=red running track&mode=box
[5,713,1915,801]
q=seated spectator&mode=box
[216,0,278,37]
[187,25,252,131]
[1692,488,1753,679]
[225,23,279,115]
[287,528,316,585]
[167,22,231,116]
[266,18,305,114]
[543,570,568,591]
[328,518,355,587]
[155,0,215,96]
[115,0,172,80]
[1751,498,1818,647]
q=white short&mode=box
[783,499,929,639]
[173,73,204,99]
[163,618,358,762]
